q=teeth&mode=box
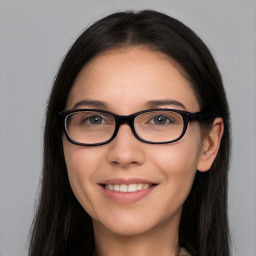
[120,184,128,192]
[143,184,150,189]
[105,183,152,192]
[128,184,137,192]
[137,184,143,190]
[108,184,114,190]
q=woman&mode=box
[29,10,231,256]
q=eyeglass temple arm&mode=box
[191,112,216,123]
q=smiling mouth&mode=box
[99,182,158,203]
[102,183,156,192]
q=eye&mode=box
[151,115,175,125]
[89,115,103,125]
[81,115,105,125]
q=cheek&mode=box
[149,128,203,201]
[64,145,100,177]
[153,144,198,201]
[155,143,199,174]
[152,133,202,174]
[62,141,104,216]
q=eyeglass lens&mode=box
[65,110,184,144]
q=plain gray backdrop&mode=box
[1,1,255,255]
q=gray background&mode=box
[0,1,255,255]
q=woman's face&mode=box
[63,46,207,236]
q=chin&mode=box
[103,222,153,236]
[92,212,155,236]
[93,208,180,237]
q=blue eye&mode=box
[152,115,174,125]
[87,115,103,125]
[79,115,105,125]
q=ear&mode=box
[197,117,224,172]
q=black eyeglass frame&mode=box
[58,108,213,146]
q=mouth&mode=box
[102,183,156,192]
[98,179,158,203]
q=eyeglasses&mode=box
[58,108,210,146]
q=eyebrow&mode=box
[145,100,187,110]
[72,100,108,109]
[71,99,186,110]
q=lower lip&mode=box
[98,185,156,204]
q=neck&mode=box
[92,218,180,256]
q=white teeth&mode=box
[128,184,137,192]
[105,183,152,192]
[137,183,143,190]
[120,184,128,192]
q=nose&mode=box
[106,124,146,167]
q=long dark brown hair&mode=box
[29,10,231,256]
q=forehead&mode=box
[66,46,200,113]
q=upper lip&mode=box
[99,178,158,185]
